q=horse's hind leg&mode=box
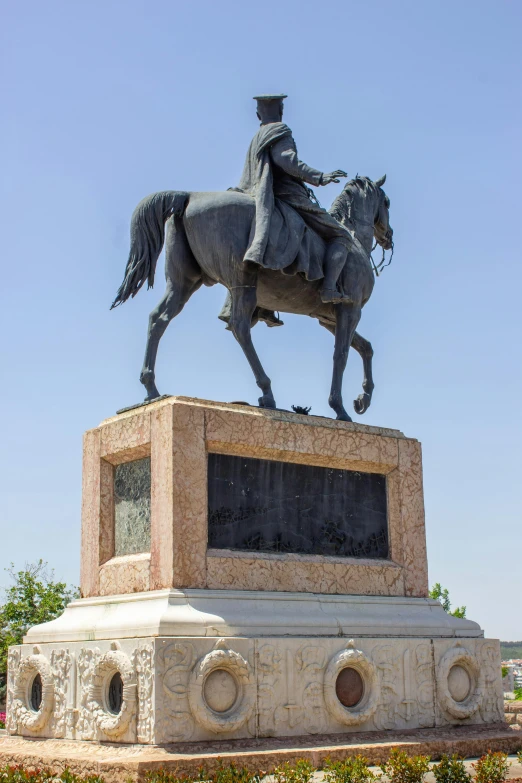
[140,218,201,400]
[228,285,276,409]
[351,331,374,414]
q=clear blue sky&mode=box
[1,1,520,640]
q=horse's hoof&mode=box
[140,372,160,402]
[336,411,353,422]
[353,392,371,415]
[143,386,161,401]
[258,394,276,410]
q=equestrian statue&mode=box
[112,94,393,421]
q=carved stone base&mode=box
[7,609,504,744]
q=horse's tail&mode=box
[111,190,189,308]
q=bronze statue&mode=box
[112,95,393,421]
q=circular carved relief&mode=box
[188,643,255,733]
[108,671,124,714]
[437,646,483,720]
[89,647,137,737]
[30,673,43,711]
[448,664,471,703]
[336,666,364,707]
[13,652,54,731]
[324,643,380,726]
[203,668,238,713]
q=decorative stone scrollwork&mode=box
[188,639,255,733]
[133,643,154,743]
[6,647,21,734]
[157,641,196,743]
[414,643,436,727]
[297,645,328,734]
[436,645,483,720]
[77,647,101,740]
[324,640,380,726]
[372,644,400,730]
[478,641,504,723]
[302,680,328,734]
[296,645,327,674]
[50,648,72,738]
[89,643,137,738]
[12,647,54,731]
[257,644,282,736]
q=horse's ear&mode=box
[374,174,386,187]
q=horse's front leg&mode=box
[329,303,361,421]
[351,331,374,415]
[228,285,276,409]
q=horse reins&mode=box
[371,239,394,277]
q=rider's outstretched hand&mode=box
[320,170,348,185]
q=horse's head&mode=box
[372,174,393,251]
[331,175,393,256]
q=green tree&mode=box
[429,583,466,618]
[0,561,79,704]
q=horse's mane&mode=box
[329,176,379,223]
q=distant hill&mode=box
[501,641,522,660]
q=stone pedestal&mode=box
[6,398,505,746]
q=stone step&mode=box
[1,724,521,781]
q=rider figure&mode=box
[220,94,353,328]
[248,94,352,304]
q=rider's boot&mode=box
[257,308,284,327]
[218,293,284,329]
[222,308,284,329]
[321,241,349,303]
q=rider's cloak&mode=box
[235,121,293,265]
[235,121,352,271]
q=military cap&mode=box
[253,94,288,101]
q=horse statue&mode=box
[111,175,393,422]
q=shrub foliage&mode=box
[380,748,430,783]
[471,751,510,783]
[323,755,378,783]
[0,561,78,704]
[429,583,466,619]
[433,754,471,783]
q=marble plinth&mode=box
[80,396,428,599]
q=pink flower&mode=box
[0,711,6,721]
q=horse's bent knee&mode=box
[333,347,349,363]
[352,334,373,358]
[149,296,182,327]
[229,319,251,342]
